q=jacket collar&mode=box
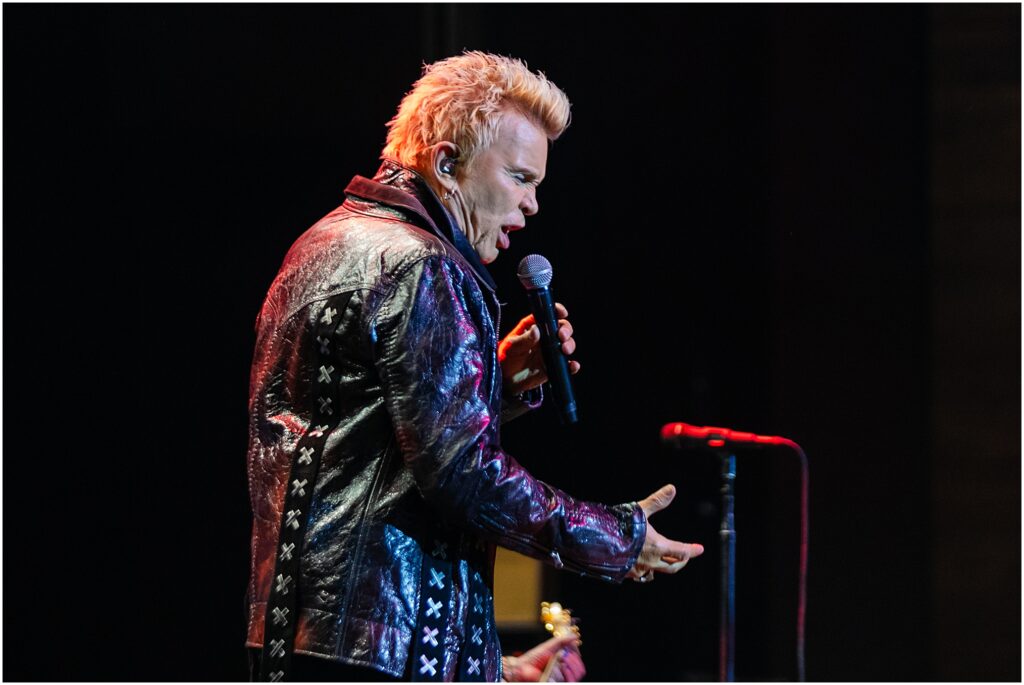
[344,160,497,293]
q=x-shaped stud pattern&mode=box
[412,548,455,682]
[413,543,492,681]
[260,292,355,683]
[419,656,438,677]
[318,365,335,384]
[428,568,445,589]
[458,565,489,681]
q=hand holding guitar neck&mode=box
[501,602,584,682]
[539,602,582,682]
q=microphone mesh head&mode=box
[517,254,553,290]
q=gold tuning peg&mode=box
[539,601,580,643]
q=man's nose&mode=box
[521,188,538,216]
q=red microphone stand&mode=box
[661,423,809,683]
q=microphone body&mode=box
[524,286,577,424]
[661,422,788,449]
[518,255,577,425]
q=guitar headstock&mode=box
[540,601,581,643]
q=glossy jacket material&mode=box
[245,161,647,680]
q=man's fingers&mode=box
[666,541,704,561]
[557,322,575,355]
[660,559,689,574]
[568,360,581,375]
[522,634,579,670]
[510,324,541,348]
[510,314,537,336]
[554,302,569,318]
[546,640,583,683]
[557,634,581,651]
[639,484,677,518]
[560,649,586,683]
[532,634,577,658]
[548,634,579,651]
[654,542,705,573]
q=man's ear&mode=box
[429,142,461,191]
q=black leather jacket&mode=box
[245,161,647,680]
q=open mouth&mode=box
[500,225,523,245]
[499,225,521,249]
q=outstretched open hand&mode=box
[498,302,580,396]
[626,484,705,583]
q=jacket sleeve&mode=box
[372,254,646,583]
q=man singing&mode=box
[245,51,704,682]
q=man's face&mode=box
[455,110,548,264]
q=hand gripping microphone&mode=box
[517,254,578,425]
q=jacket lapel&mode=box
[344,163,498,295]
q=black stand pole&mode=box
[718,450,736,683]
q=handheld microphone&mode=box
[517,254,578,425]
[660,422,789,449]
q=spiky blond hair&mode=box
[382,51,571,170]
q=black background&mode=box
[3,4,1019,681]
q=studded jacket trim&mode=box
[245,161,647,680]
